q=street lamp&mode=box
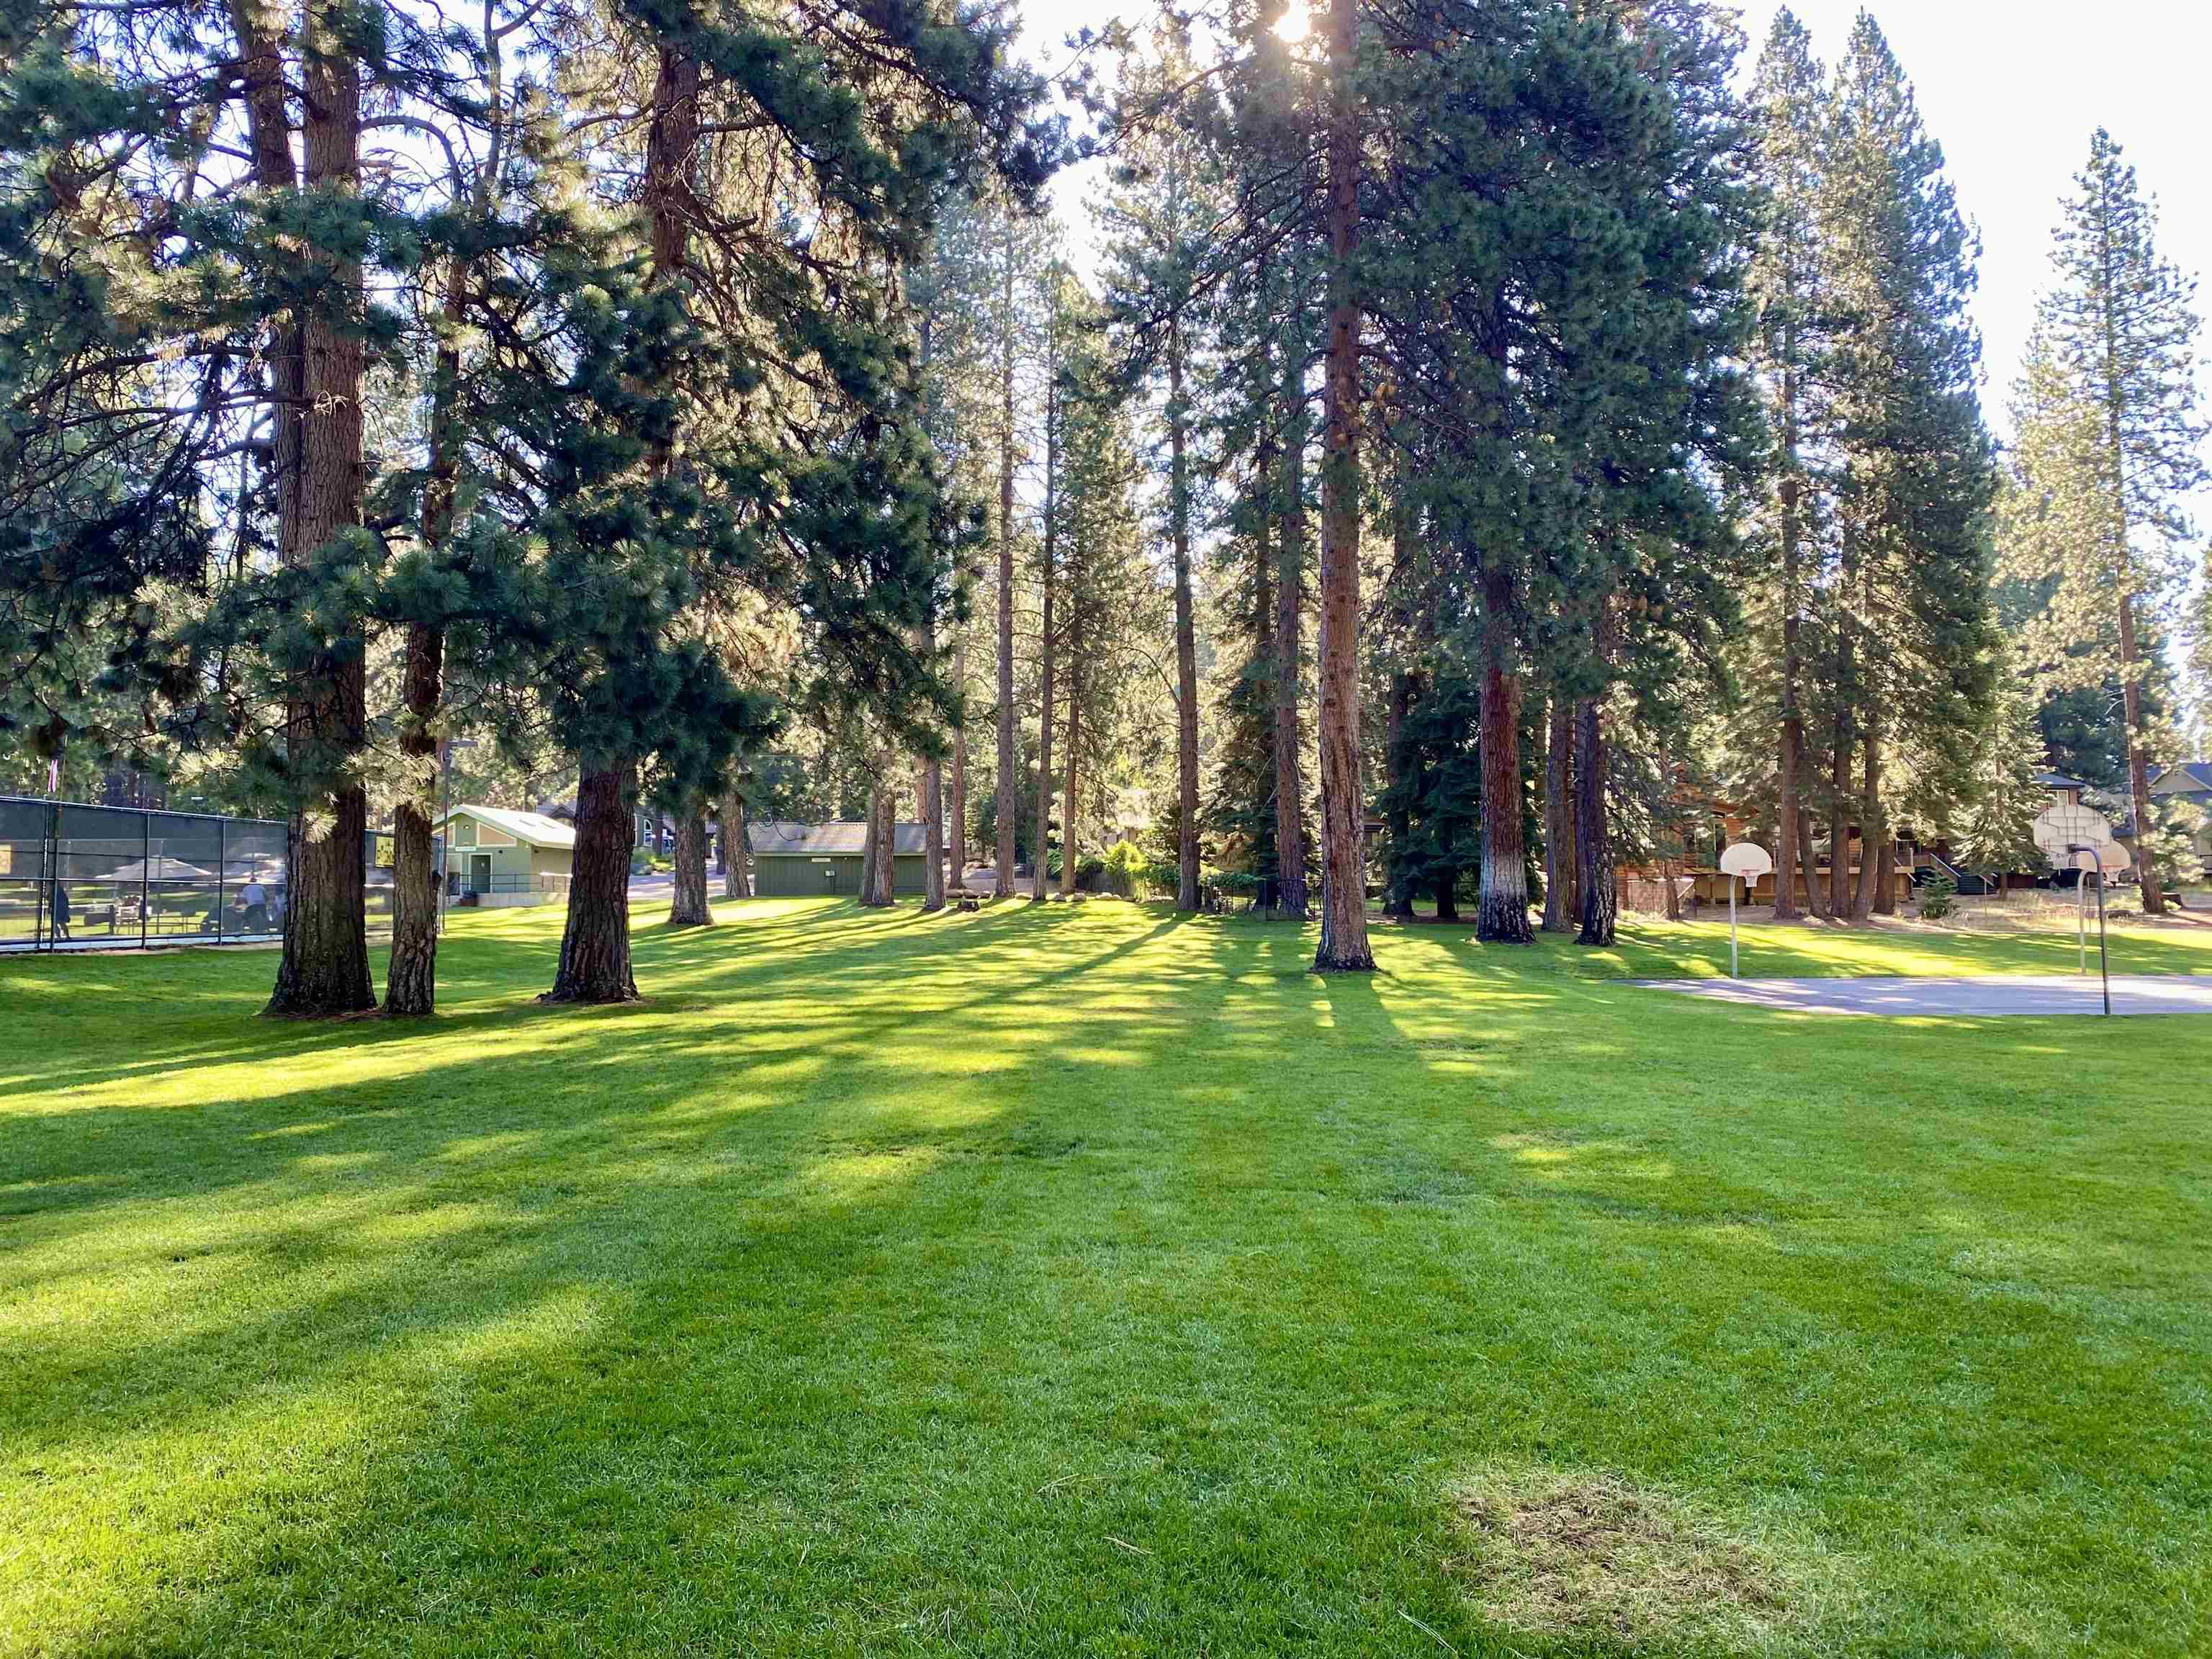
[2066,843,2112,1017]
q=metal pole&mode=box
[218,817,228,940]
[2094,868,2111,1018]
[438,739,453,937]
[2078,873,2087,974]
[1730,881,1740,978]
[140,809,149,948]
[2069,844,2112,1016]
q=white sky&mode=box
[1021,0,2212,443]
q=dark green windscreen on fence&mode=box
[0,796,391,952]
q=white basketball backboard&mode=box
[1718,842,1773,882]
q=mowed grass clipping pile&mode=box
[4,899,2209,1657]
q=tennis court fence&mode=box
[0,795,395,953]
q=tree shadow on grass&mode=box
[6,903,2210,1658]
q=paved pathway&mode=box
[1633,974,2212,1018]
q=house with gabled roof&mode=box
[2150,763,2212,876]
[433,804,575,906]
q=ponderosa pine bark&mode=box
[1385,671,1414,919]
[921,760,946,911]
[1541,693,1577,932]
[950,658,968,887]
[1034,368,1057,902]
[722,789,750,899]
[1168,312,1201,912]
[385,248,467,1017]
[1827,612,1853,919]
[1476,570,1532,943]
[875,786,897,901]
[1799,811,1828,921]
[859,793,881,904]
[1574,688,1616,948]
[544,758,640,1002]
[385,621,445,1015]
[1059,639,1079,897]
[1272,373,1308,919]
[995,218,1018,898]
[858,785,895,907]
[267,0,372,1017]
[1310,0,1373,972]
[670,809,712,925]
[1851,703,1882,924]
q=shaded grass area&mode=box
[3,900,2210,1657]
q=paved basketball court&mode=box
[1635,974,2212,1018]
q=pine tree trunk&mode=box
[1273,369,1309,919]
[1385,672,1415,918]
[1828,616,1853,918]
[1477,572,1532,943]
[670,808,712,925]
[227,0,302,539]
[2117,590,2166,914]
[1774,383,1805,921]
[722,790,750,899]
[2091,186,2169,917]
[1169,314,1201,912]
[1311,0,1375,972]
[876,787,896,902]
[267,4,372,1018]
[1874,837,1898,917]
[1034,467,1055,902]
[1851,721,1882,925]
[859,786,895,907]
[950,642,968,888]
[1575,691,1616,948]
[921,760,945,912]
[385,623,444,1017]
[1776,713,1804,921]
[1542,692,1577,933]
[1060,626,1080,898]
[996,221,1019,899]
[1433,874,1460,924]
[859,793,881,905]
[544,759,639,1003]
[385,248,467,1018]
[1799,813,1827,921]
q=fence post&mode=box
[218,817,227,940]
[37,799,53,952]
[141,809,150,948]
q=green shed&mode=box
[749,821,932,898]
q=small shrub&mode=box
[1918,873,1956,920]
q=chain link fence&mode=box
[0,796,394,953]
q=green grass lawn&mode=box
[4,901,2210,1657]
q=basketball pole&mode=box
[1729,878,1739,979]
[2067,844,2111,1017]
